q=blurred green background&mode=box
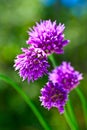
[0,0,87,130]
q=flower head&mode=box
[27,20,70,55]
[40,82,68,114]
[14,47,50,82]
[49,62,83,91]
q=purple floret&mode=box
[14,47,50,82]
[49,62,83,91]
[40,82,68,114]
[27,20,70,55]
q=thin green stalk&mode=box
[67,100,79,130]
[49,54,78,130]
[64,108,77,130]
[76,87,87,128]
[0,74,51,130]
[49,54,56,67]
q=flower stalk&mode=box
[0,74,51,130]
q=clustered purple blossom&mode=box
[49,62,83,92]
[14,20,83,114]
[14,47,50,82]
[40,82,68,114]
[27,20,70,55]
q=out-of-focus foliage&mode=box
[60,0,87,17]
[0,0,87,130]
[39,0,57,6]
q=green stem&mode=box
[49,54,78,130]
[76,87,87,128]
[67,100,79,130]
[49,54,56,67]
[64,108,77,130]
[0,74,51,130]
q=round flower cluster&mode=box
[27,20,70,55]
[14,47,50,82]
[40,82,68,114]
[49,62,83,92]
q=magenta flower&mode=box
[40,82,68,114]
[27,20,70,55]
[49,62,83,91]
[14,47,50,82]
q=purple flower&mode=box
[27,20,70,55]
[49,62,83,91]
[40,82,68,114]
[14,47,50,82]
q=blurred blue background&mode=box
[0,0,87,130]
